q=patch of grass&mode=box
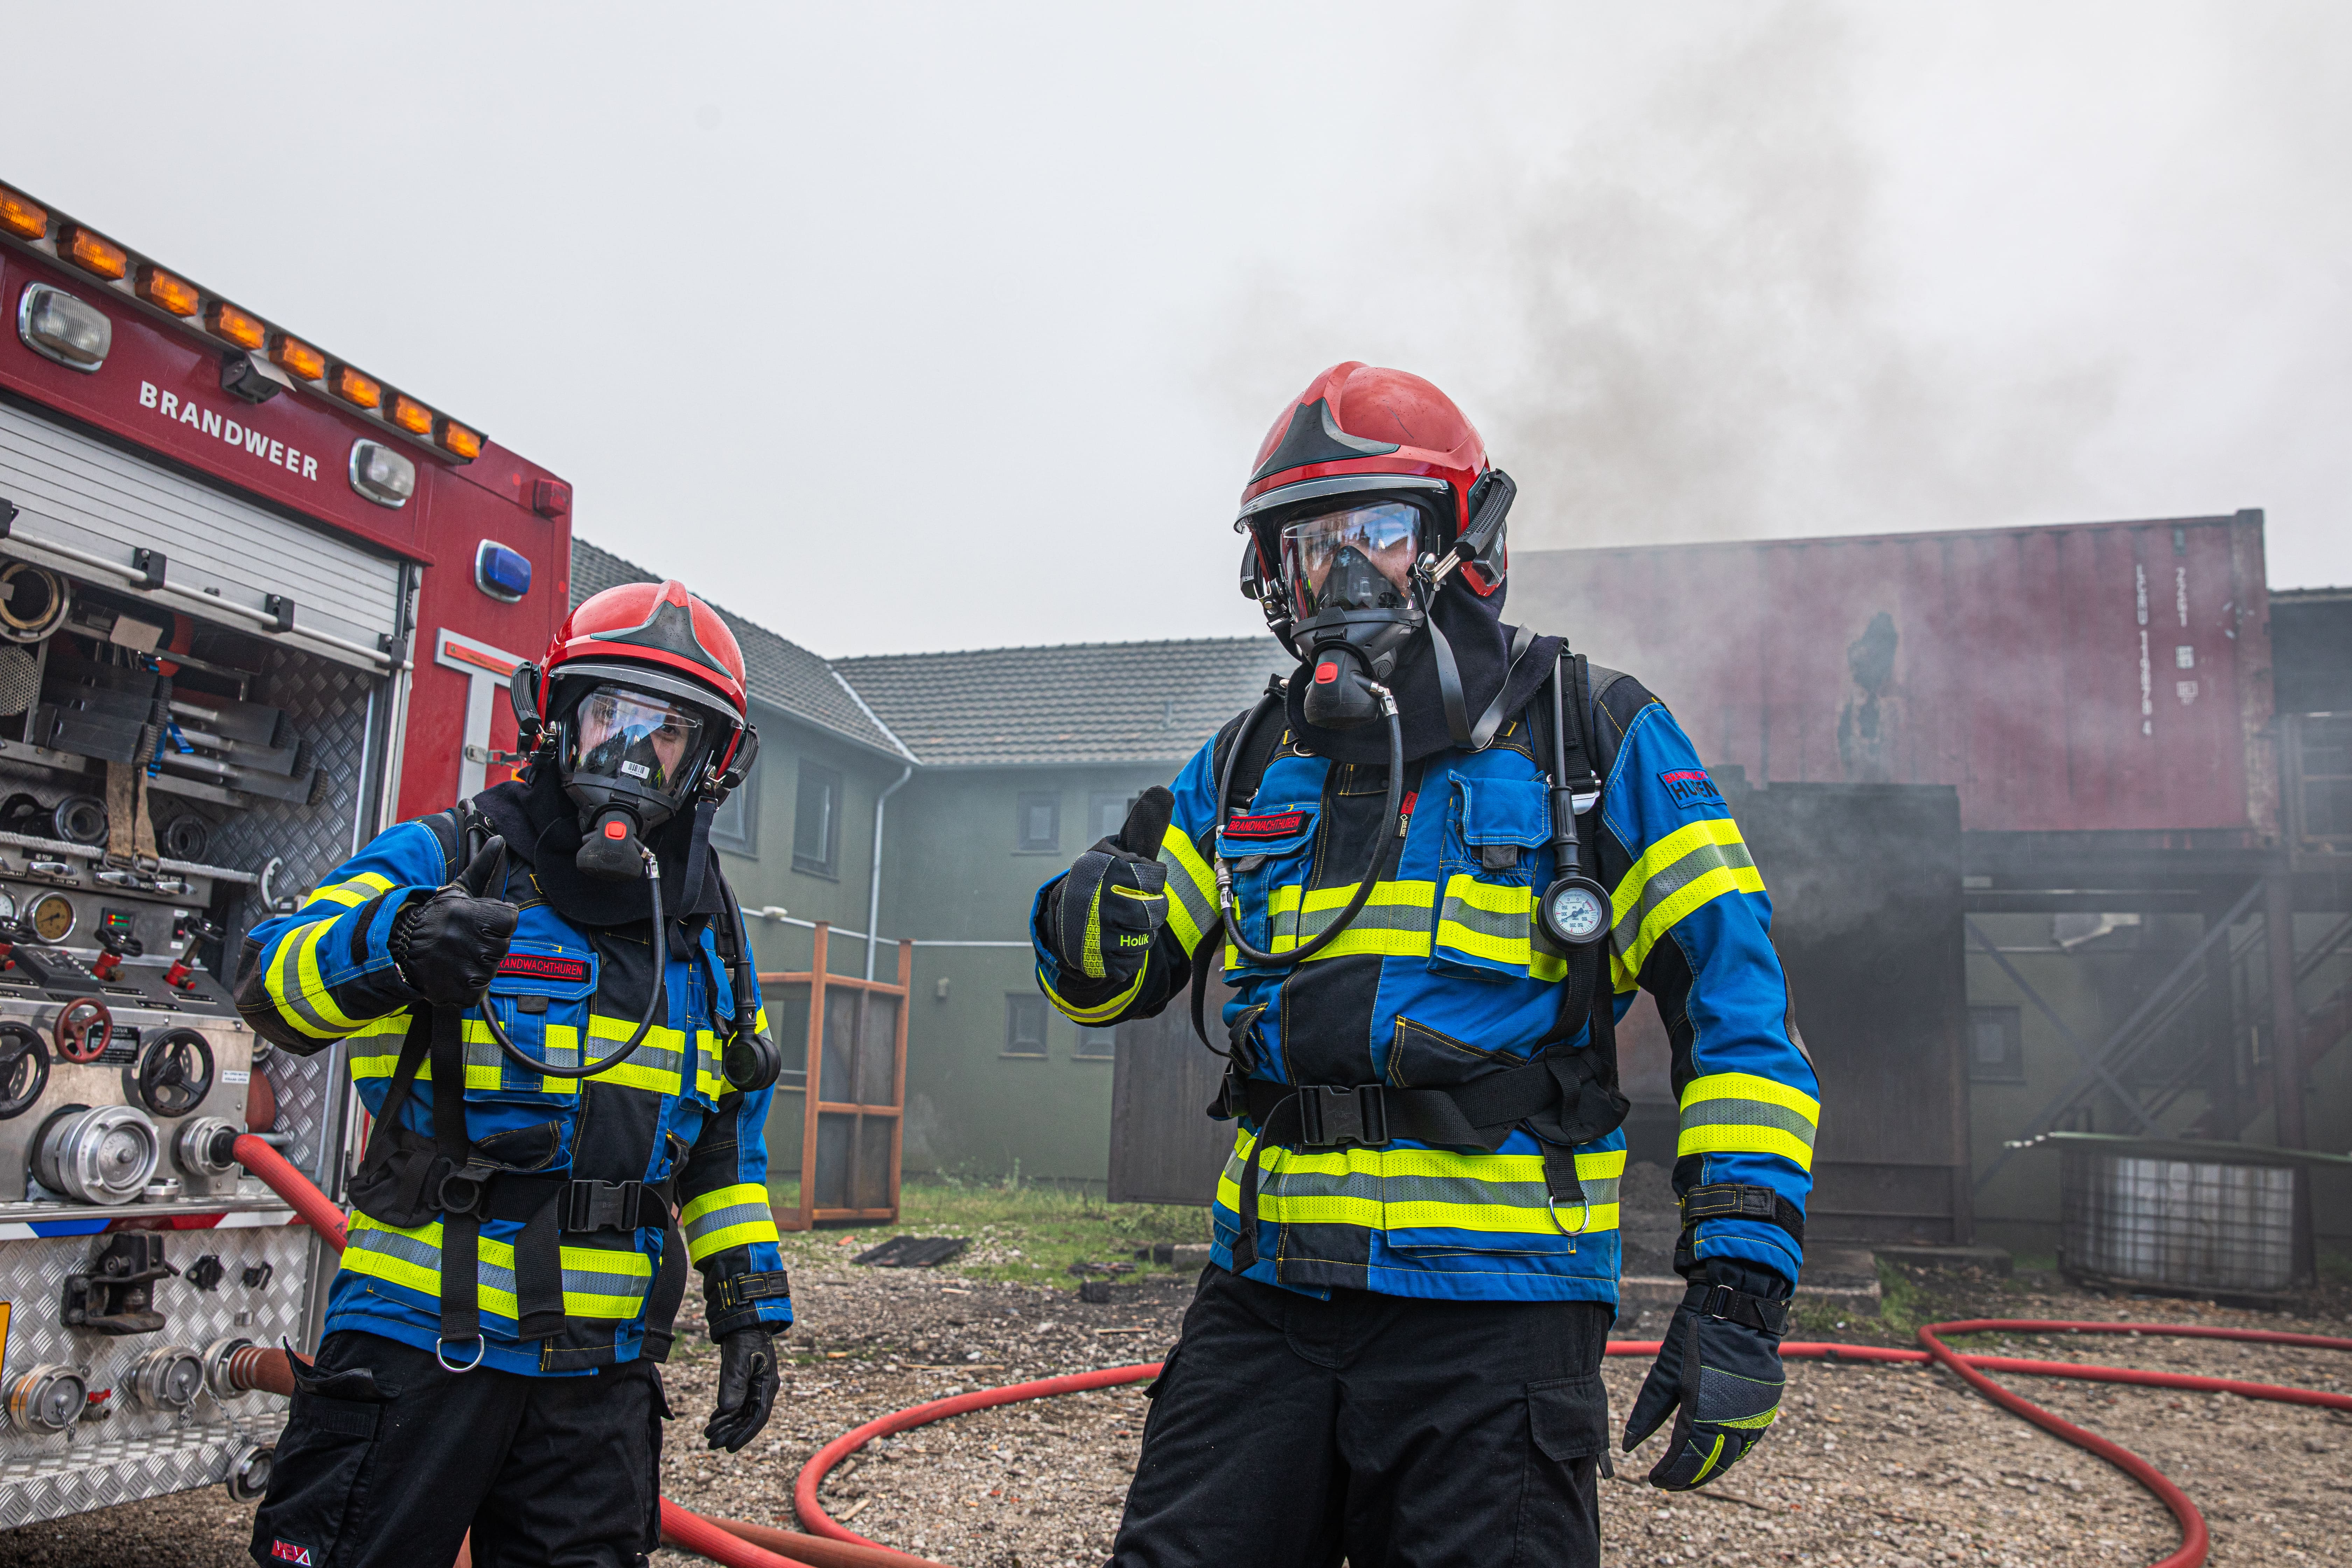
[770,1174,1211,1291]
[1874,1257,1931,1340]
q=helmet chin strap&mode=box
[1427,614,1538,751]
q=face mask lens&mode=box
[568,685,707,799]
[1280,502,1422,620]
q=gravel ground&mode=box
[6,1190,2348,1567]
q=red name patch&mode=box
[1223,811,1308,840]
[272,1544,314,1566]
[497,952,592,985]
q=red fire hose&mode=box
[233,1140,2348,1568]
[790,1322,2351,1568]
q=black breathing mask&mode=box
[1244,471,1517,740]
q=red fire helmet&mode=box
[1237,362,1502,596]
[541,580,748,724]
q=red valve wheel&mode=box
[54,997,113,1064]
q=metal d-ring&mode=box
[434,1335,487,1374]
[1547,1195,1591,1239]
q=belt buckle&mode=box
[564,1180,641,1232]
[1298,1084,1387,1149]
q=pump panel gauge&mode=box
[0,888,15,923]
[28,892,74,943]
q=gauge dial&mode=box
[1543,882,1609,945]
[29,893,74,943]
[0,889,16,923]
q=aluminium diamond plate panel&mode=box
[0,1223,308,1525]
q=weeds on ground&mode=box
[768,1173,1211,1292]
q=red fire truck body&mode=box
[0,178,569,1522]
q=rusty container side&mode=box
[1511,511,2275,835]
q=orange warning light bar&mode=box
[61,224,127,280]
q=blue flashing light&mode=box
[475,540,531,604]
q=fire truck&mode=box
[0,177,568,1524]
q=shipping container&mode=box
[1509,512,2278,841]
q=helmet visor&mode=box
[1280,501,1423,622]
[567,684,712,806]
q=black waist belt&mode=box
[1212,1054,1606,1274]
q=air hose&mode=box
[226,1136,945,1568]
[790,1323,2352,1567]
[1213,682,1405,969]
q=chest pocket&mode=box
[1217,805,1320,965]
[1431,771,1550,981]
[474,942,598,1103]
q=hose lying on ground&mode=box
[228,1136,949,1568]
[233,1138,2348,1568]
[790,1320,2352,1568]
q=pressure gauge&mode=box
[0,889,15,923]
[1539,876,1612,949]
[29,892,74,943]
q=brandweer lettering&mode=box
[137,381,318,482]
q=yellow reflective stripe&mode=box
[1610,818,1763,978]
[346,1013,415,1081]
[1039,962,1144,1025]
[1714,1407,1780,1431]
[265,919,358,1040]
[1436,874,1534,964]
[1679,1072,1819,1171]
[680,1182,779,1262]
[457,1019,581,1097]
[1687,1433,1728,1484]
[1080,875,1107,981]
[1213,1130,1625,1235]
[1265,878,1437,962]
[344,1213,652,1321]
[308,870,396,909]
[1158,823,1218,955]
[1681,1072,1819,1123]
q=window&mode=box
[1087,791,1138,846]
[1074,1024,1117,1060]
[1968,1006,2024,1083]
[710,747,760,856]
[1016,791,1060,853]
[793,761,842,877]
[1004,994,1048,1058]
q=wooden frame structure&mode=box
[765,923,912,1231]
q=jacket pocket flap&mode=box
[1527,1374,1609,1461]
[1453,775,1552,849]
[486,942,599,1001]
[1216,805,1318,860]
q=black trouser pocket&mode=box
[251,1390,385,1567]
[1514,1374,1608,1568]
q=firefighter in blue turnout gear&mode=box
[1032,365,1818,1565]
[237,581,792,1568]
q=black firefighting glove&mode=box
[389,840,518,1006]
[1623,1258,1791,1491]
[1043,787,1173,990]
[705,1328,779,1453]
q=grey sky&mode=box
[11,3,2346,655]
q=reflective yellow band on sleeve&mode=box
[680,1182,780,1263]
[1610,818,1763,978]
[307,871,397,910]
[1678,1071,1819,1171]
[1158,823,1219,956]
[266,919,360,1040]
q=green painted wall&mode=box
[879,763,1181,1185]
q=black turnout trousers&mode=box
[1112,1268,1612,1568]
[250,1330,666,1568]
